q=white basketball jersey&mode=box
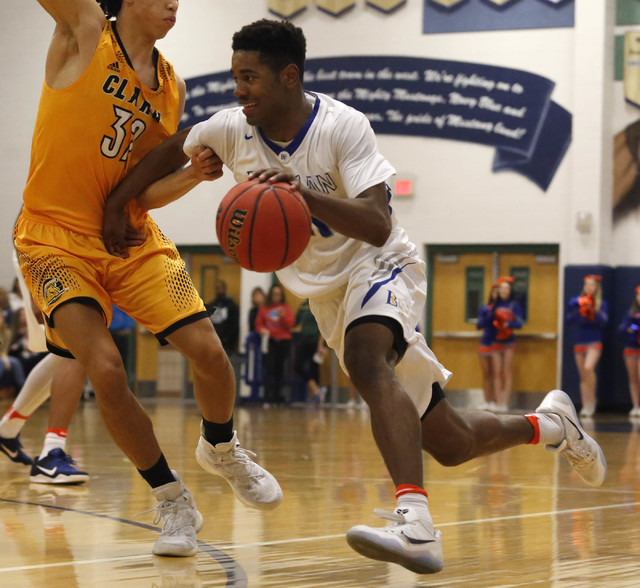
[185,92,410,298]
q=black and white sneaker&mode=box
[346,506,443,574]
[0,434,32,465]
[535,389,607,487]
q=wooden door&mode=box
[430,252,495,389]
[498,252,558,392]
[429,248,559,393]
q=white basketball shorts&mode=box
[309,252,451,416]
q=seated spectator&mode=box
[9,307,46,377]
[0,311,25,395]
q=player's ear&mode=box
[280,63,300,88]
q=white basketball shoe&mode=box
[535,389,607,487]
[346,506,444,574]
[150,472,204,557]
[195,426,282,510]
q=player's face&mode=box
[128,0,178,39]
[232,50,289,129]
[498,282,511,300]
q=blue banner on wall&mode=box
[183,56,571,191]
[423,0,574,34]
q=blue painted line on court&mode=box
[0,496,248,587]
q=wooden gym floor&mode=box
[0,398,639,587]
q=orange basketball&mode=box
[216,179,312,272]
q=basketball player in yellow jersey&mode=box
[14,0,282,557]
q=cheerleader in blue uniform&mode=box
[567,275,608,418]
[490,277,523,413]
[476,283,499,411]
[618,285,640,418]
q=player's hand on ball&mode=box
[191,146,223,181]
[249,168,299,188]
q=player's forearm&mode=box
[303,190,391,247]
[105,128,191,212]
[137,165,204,211]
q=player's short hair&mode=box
[97,0,122,18]
[232,19,306,80]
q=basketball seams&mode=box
[216,179,311,272]
[271,185,291,269]
[216,179,259,239]
[247,185,272,271]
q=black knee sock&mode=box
[202,416,234,446]
[138,453,175,488]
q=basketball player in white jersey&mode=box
[103,19,607,575]
[0,251,89,484]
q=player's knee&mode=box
[428,441,475,467]
[423,423,476,467]
[85,352,127,393]
[190,338,230,373]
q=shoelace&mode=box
[218,446,265,481]
[60,453,76,466]
[140,498,193,533]
[564,446,596,470]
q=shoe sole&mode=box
[346,529,443,574]
[30,473,89,485]
[152,541,199,557]
[537,390,607,487]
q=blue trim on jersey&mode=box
[312,217,333,237]
[258,93,320,157]
[361,262,416,309]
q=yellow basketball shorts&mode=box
[14,213,207,356]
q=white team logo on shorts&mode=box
[42,278,69,307]
[387,290,399,307]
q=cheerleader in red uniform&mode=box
[490,277,523,413]
[567,275,608,418]
[476,283,499,411]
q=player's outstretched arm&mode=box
[137,147,224,211]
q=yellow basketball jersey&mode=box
[21,21,180,236]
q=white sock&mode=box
[40,430,67,459]
[0,406,28,438]
[528,413,564,446]
[397,492,433,528]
